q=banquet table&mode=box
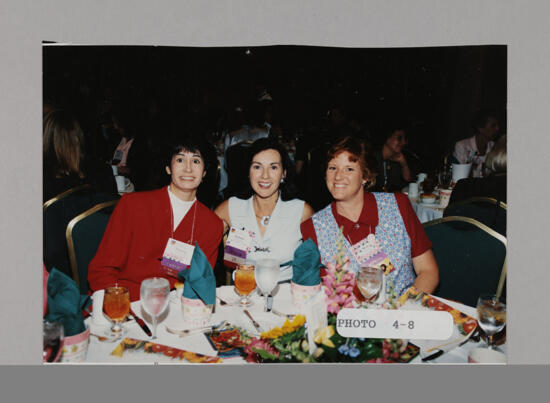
[84,283,504,364]
[408,195,445,224]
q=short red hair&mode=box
[326,136,378,189]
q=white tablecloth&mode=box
[84,284,504,364]
[409,196,445,223]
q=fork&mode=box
[165,320,230,338]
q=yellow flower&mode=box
[261,315,306,339]
[314,325,335,348]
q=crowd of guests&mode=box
[43,91,506,302]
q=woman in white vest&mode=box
[215,138,314,282]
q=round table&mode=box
[84,284,504,364]
[408,195,445,223]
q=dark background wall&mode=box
[43,44,506,173]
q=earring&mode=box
[280,178,285,184]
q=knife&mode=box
[421,349,444,362]
[129,308,152,337]
[243,309,262,332]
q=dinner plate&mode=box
[397,288,478,359]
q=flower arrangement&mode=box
[243,313,417,363]
[241,227,419,363]
[244,315,315,363]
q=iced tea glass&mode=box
[234,264,256,306]
[103,285,130,339]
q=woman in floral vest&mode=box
[300,136,439,296]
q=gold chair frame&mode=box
[66,200,118,290]
[43,184,92,212]
[423,215,507,299]
[445,196,507,212]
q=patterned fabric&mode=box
[312,192,416,296]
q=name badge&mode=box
[350,233,395,275]
[224,227,253,268]
[160,238,195,278]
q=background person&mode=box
[453,108,499,178]
[373,121,413,192]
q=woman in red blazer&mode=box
[88,136,224,301]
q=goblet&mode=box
[103,285,130,339]
[140,277,170,339]
[43,320,64,363]
[234,264,256,306]
[356,266,384,307]
[255,259,280,311]
[476,294,506,350]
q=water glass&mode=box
[140,277,170,339]
[255,259,280,311]
[476,294,506,350]
[356,266,384,306]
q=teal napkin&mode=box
[44,268,91,337]
[291,239,322,286]
[178,244,216,305]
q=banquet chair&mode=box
[423,216,506,307]
[443,197,507,237]
[43,184,92,212]
[66,200,119,294]
[43,186,119,279]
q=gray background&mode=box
[1,0,549,376]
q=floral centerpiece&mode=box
[243,227,418,363]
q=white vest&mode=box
[228,196,304,282]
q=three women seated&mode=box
[89,134,439,301]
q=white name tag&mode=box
[160,238,195,278]
[224,227,253,266]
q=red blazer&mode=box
[88,187,224,301]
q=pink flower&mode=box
[327,302,340,314]
[244,338,279,363]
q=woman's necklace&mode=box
[256,214,271,227]
[253,195,277,227]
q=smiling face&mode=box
[165,149,206,200]
[249,149,285,199]
[326,151,366,202]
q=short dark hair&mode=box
[245,137,297,201]
[472,108,498,131]
[165,134,212,173]
[383,118,409,141]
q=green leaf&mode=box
[251,347,279,361]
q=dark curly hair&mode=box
[245,137,297,201]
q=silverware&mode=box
[243,309,262,332]
[90,332,120,343]
[165,320,230,338]
[421,349,444,362]
[216,296,234,306]
[165,325,212,338]
[271,309,296,320]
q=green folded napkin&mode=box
[178,244,216,305]
[44,268,91,337]
[291,239,322,286]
